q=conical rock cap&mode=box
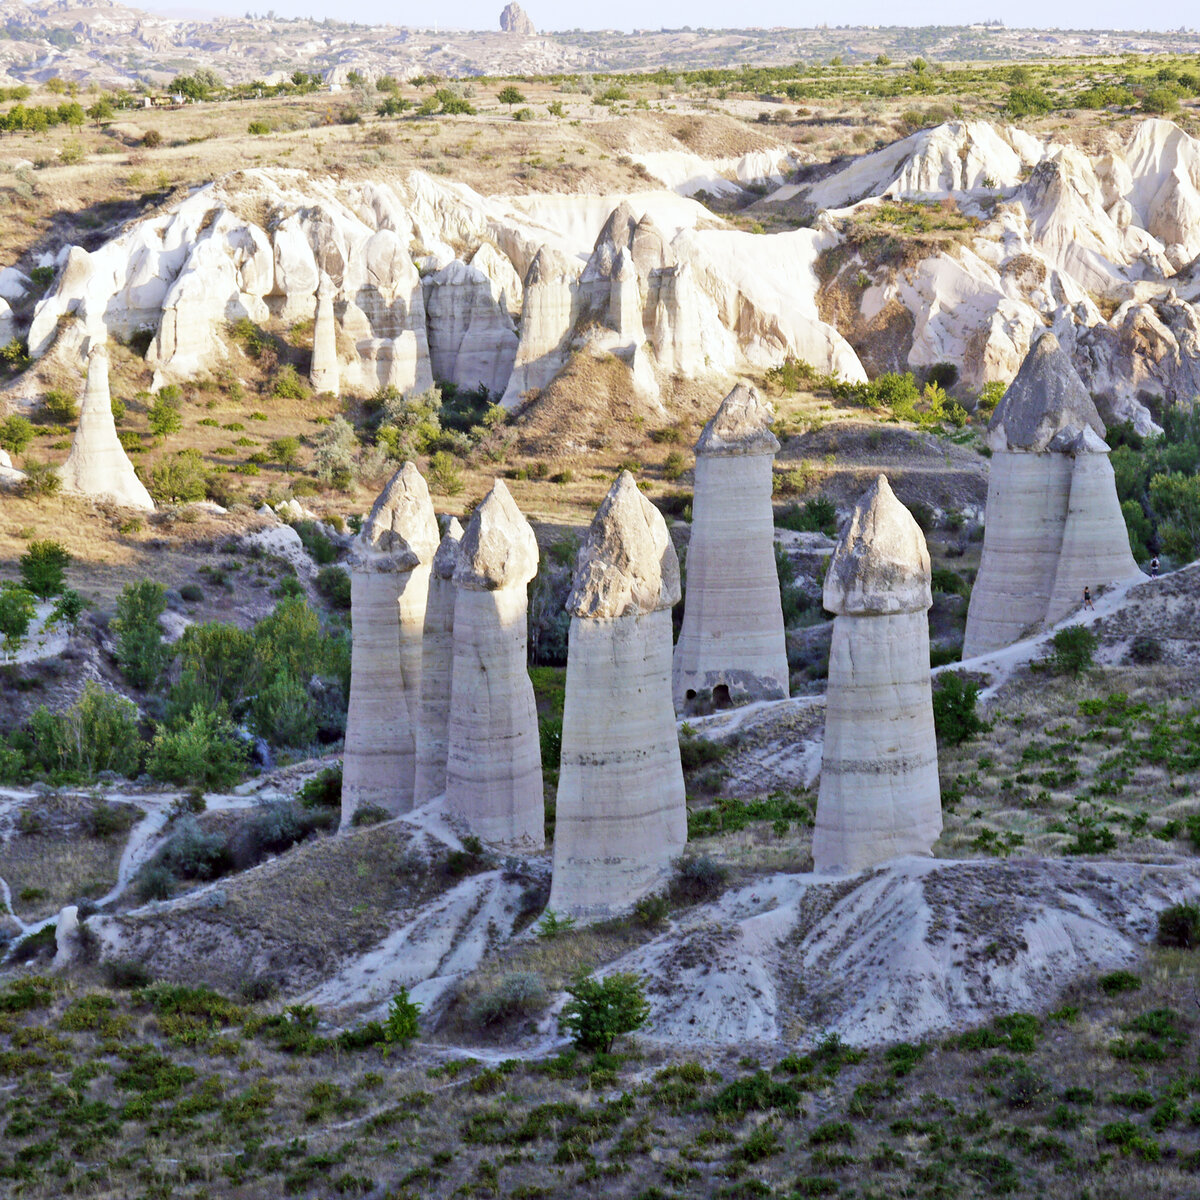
[567,471,681,618]
[357,462,439,568]
[824,475,931,615]
[454,478,539,591]
[696,383,780,457]
[432,517,464,580]
[988,332,1105,452]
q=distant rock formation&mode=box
[499,2,535,34]
[413,517,463,805]
[673,383,788,711]
[550,471,687,919]
[813,475,941,874]
[445,480,544,849]
[60,344,154,510]
[963,333,1143,657]
[341,463,439,827]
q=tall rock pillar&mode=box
[550,471,687,920]
[61,344,154,510]
[413,517,464,805]
[445,480,544,850]
[341,463,439,827]
[963,332,1125,657]
[310,272,339,396]
[673,383,789,710]
[813,475,942,874]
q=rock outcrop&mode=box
[59,344,155,510]
[424,258,519,395]
[309,273,339,395]
[550,471,687,919]
[445,480,544,850]
[499,2,535,34]
[673,384,789,711]
[813,475,941,874]
[341,463,439,826]
[963,333,1143,657]
[500,246,578,410]
[413,517,463,805]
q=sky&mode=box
[138,1,1199,33]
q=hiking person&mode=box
[1150,556,1160,578]
[1083,586,1094,611]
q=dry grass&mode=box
[0,795,140,920]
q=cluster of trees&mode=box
[0,541,81,657]
[0,575,350,788]
[1111,410,1200,563]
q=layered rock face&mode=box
[550,471,687,920]
[445,480,544,849]
[60,345,155,510]
[963,333,1142,657]
[500,246,579,410]
[424,258,519,395]
[341,464,439,827]
[673,384,789,710]
[413,517,464,806]
[1047,426,1143,624]
[309,273,339,395]
[813,475,941,874]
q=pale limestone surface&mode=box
[423,258,519,395]
[309,273,339,395]
[965,334,1142,656]
[1047,429,1145,623]
[500,246,579,410]
[673,385,788,709]
[445,481,544,850]
[813,476,941,874]
[413,518,464,805]
[551,472,687,919]
[341,464,439,827]
[60,345,155,510]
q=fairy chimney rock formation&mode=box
[813,475,941,874]
[499,2,535,34]
[60,344,155,510]
[445,480,544,850]
[341,463,439,827]
[413,517,464,805]
[673,383,789,711]
[309,273,339,396]
[963,332,1142,657]
[550,471,687,919]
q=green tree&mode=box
[497,85,526,108]
[1149,473,1200,561]
[19,540,70,598]
[384,988,422,1046]
[558,972,650,1053]
[0,414,34,455]
[113,580,168,688]
[147,706,248,789]
[0,582,37,653]
[148,393,182,436]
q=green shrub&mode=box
[20,681,142,781]
[427,450,464,495]
[19,539,70,598]
[536,909,576,939]
[41,388,77,422]
[1156,902,1200,950]
[20,459,61,498]
[669,855,728,904]
[468,972,548,1028]
[1042,625,1096,676]
[147,394,183,437]
[0,413,34,454]
[932,672,987,747]
[269,436,301,467]
[1098,970,1141,995]
[313,415,358,485]
[776,496,837,536]
[247,119,271,135]
[350,804,390,827]
[147,706,248,789]
[272,364,308,399]
[315,565,351,609]
[113,580,168,688]
[385,989,422,1046]
[558,972,650,1052]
